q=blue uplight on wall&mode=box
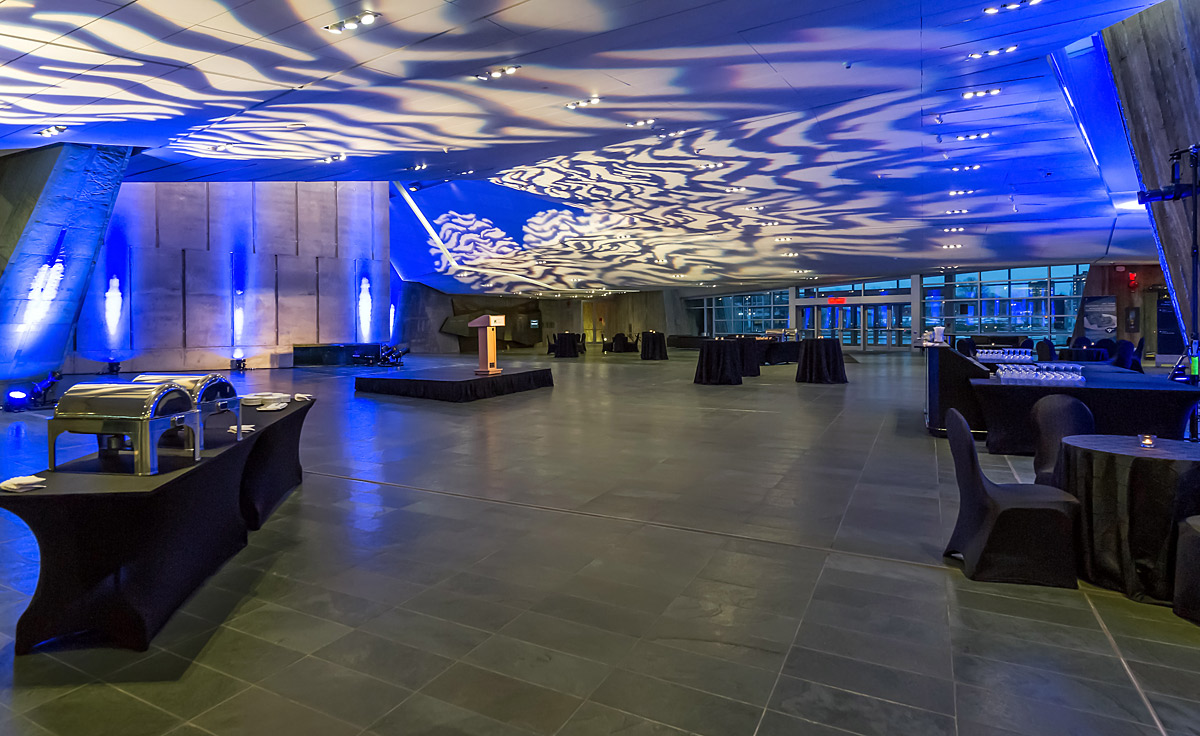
[358,275,373,343]
[231,242,248,360]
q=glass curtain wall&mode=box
[921,265,1088,340]
[684,290,790,336]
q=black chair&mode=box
[1111,339,1141,372]
[1030,395,1095,488]
[1175,517,1200,626]
[1019,338,1034,351]
[1071,336,1093,349]
[611,333,630,353]
[943,409,1080,587]
[1035,339,1057,361]
[1134,337,1145,361]
[955,338,977,357]
[1094,338,1116,359]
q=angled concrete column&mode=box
[0,143,131,381]
[1104,0,1200,336]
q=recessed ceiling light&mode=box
[783,251,799,257]
[320,153,346,163]
[324,12,378,33]
[968,45,1018,59]
[951,164,982,172]
[775,237,794,242]
[625,118,656,127]
[945,209,969,214]
[949,190,976,196]
[36,124,68,137]
[955,132,992,141]
[724,186,747,193]
[961,88,1001,99]
[361,11,378,24]
[943,227,965,232]
[476,65,521,81]
[941,244,964,249]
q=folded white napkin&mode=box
[258,402,288,412]
[228,425,256,434]
[1,475,46,493]
[294,393,313,401]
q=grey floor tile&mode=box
[500,612,637,665]
[646,613,790,671]
[558,576,675,615]
[619,641,777,706]
[358,607,490,658]
[25,684,180,736]
[421,663,581,736]
[555,702,688,736]
[661,596,800,644]
[270,581,393,627]
[259,656,410,727]
[531,595,657,638]
[462,635,610,698]
[770,676,955,736]
[1116,635,1200,674]
[956,683,1160,736]
[226,603,353,653]
[794,621,952,679]
[313,631,453,689]
[367,692,535,736]
[107,652,248,720]
[783,647,954,714]
[757,709,869,736]
[192,686,359,736]
[168,627,304,683]
[590,670,761,736]
[403,588,523,631]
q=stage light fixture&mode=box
[955,132,992,141]
[949,190,975,196]
[625,118,656,127]
[3,389,29,413]
[325,12,379,33]
[783,251,799,257]
[984,0,1038,14]
[942,244,964,249]
[724,186,747,193]
[326,23,343,33]
[36,125,68,137]
[344,18,358,29]
[775,237,793,242]
[951,164,982,172]
[946,209,969,214]
[320,153,346,163]
[962,88,1001,99]
[361,11,378,24]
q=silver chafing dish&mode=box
[48,383,200,476]
[133,373,241,446]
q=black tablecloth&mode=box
[1061,435,1200,602]
[1059,348,1109,362]
[553,332,579,358]
[641,331,668,360]
[764,341,800,365]
[970,368,1200,454]
[732,338,770,376]
[695,340,742,385]
[239,402,313,529]
[0,399,313,652]
[796,338,848,384]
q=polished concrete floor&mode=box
[0,349,1197,736]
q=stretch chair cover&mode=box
[1112,340,1142,372]
[943,409,1080,588]
[1095,338,1117,359]
[1135,337,1146,361]
[956,338,977,357]
[1175,517,1200,625]
[1071,336,1093,349]
[1036,339,1057,361]
[1020,338,1035,350]
[1031,395,1095,488]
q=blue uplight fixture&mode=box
[3,389,29,413]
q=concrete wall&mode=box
[65,181,390,372]
[1105,0,1200,335]
[538,299,582,343]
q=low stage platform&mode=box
[355,366,553,402]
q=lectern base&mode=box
[356,367,553,402]
[475,369,502,376]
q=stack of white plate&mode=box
[241,392,292,407]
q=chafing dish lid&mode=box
[132,373,237,403]
[54,383,195,420]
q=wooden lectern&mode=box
[468,314,505,376]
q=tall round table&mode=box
[640,331,668,360]
[694,340,742,385]
[1060,435,1200,602]
[796,338,848,384]
[553,332,579,358]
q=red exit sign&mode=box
[827,297,847,304]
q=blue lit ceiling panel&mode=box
[0,0,1166,291]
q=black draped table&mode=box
[641,331,668,360]
[764,341,800,365]
[970,367,1200,454]
[695,340,742,385]
[796,338,848,384]
[733,338,769,377]
[1060,435,1200,602]
[1059,348,1109,362]
[0,400,313,652]
[553,332,579,358]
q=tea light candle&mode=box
[1140,434,1156,449]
